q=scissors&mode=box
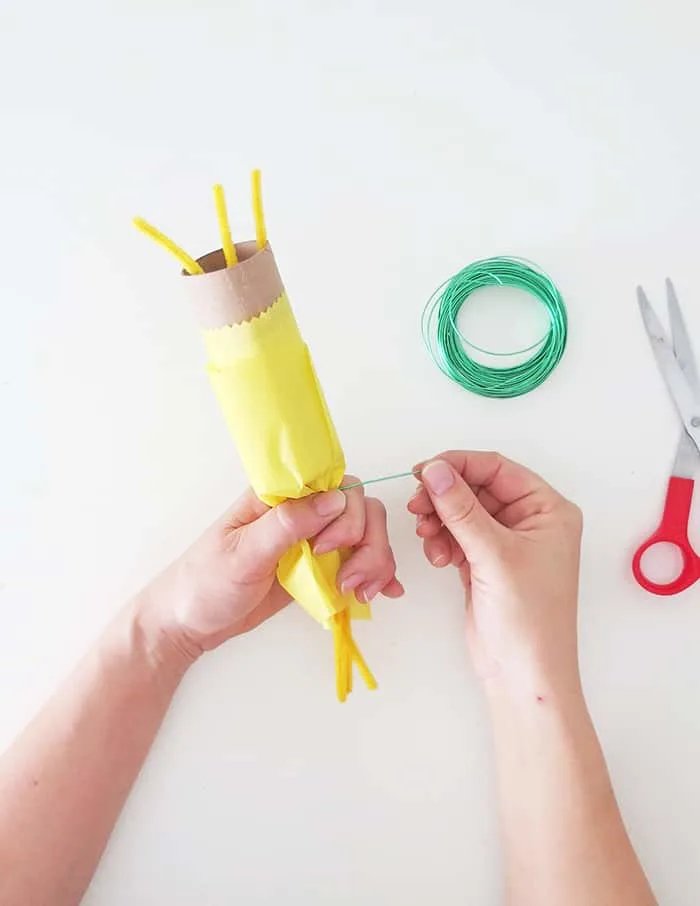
[633,278,700,595]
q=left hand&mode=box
[139,478,403,663]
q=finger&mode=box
[415,450,554,509]
[416,513,442,538]
[407,485,435,516]
[423,531,466,570]
[356,573,406,603]
[413,483,518,527]
[421,459,501,563]
[423,526,453,568]
[312,478,366,555]
[235,490,347,578]
[337,498,398,602]
[413,480,534,525]
[381,577,405,598]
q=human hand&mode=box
[140,480,403,665]
[408,452,582,695]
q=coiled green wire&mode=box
[421,256,568,399]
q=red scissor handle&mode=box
[633,476,700,595]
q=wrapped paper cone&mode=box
[183,241,376,700]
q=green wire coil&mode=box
[421,256,568,399]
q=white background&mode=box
[1,0,699,903]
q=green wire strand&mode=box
[339,470,418,491]
[421,256,568,399]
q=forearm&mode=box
[486,679,656,906]
[0,593,190,906]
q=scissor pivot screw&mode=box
[692,417,700,428]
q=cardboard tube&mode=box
[183,241,285,329]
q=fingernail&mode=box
[361,581,384,603]
[340,574,362,594]
[431,553,449,568]
[422,460,454,496]
[314,490,346,517]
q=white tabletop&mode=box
[1,1,699,903]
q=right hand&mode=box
[408,451,583,695]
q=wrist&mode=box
[126,582,199,679]
[481,660,584,715]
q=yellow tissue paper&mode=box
[202,291,370,628]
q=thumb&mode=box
[421,459,499,562]
[237,490,347,573]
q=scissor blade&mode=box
[667,278,700,394]
[638,286,700,453]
